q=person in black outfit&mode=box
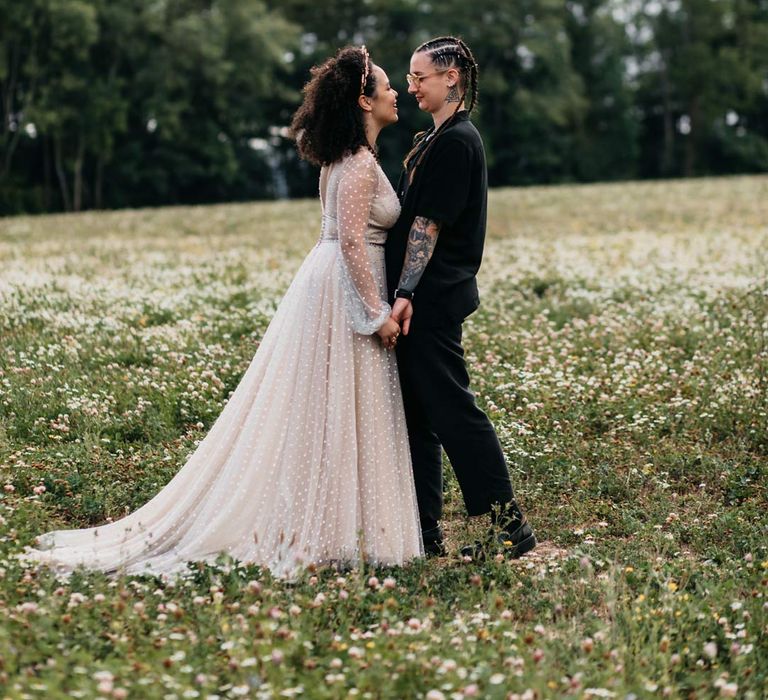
[385,36,536,559]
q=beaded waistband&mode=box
[320,215,384,246]
[318,236,384,247]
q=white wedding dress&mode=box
[18,149,423,579]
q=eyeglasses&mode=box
[405,69,450,87]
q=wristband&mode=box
[394,288,414,300]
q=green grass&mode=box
[1,175,766,699]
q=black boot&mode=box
[460,501,536,560]
[422,524,446,557]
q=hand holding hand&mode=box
[390,298,414,335]
[376,317,401,350]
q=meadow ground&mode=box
[0,175,766,699]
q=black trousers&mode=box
[396,318,514,529]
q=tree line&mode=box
[2,0,767,215]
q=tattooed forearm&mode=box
[398,216,441,292]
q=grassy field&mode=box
[0,175,766,699]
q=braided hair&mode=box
[403,36,479,182]
[290,46,377,166]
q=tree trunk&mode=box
[43,135,52,210]
[73,132,85,212]
[684,96,698,177]
[660,56,675,176]
[94,155,104,210]
[2,129,22,181]
[1,40,22,180]
[53,134,72,212]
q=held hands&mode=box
[376,299,413,350]
[376,317,401,350]
[390,298,413,335]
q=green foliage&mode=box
[0,0,300,214]
[634,0,768,177]
[1,0,768,213]
[566,0,639,180]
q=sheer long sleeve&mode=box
[336,151,391,334]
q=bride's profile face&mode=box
[366,65,399,127]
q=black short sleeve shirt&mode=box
[385,112,488,324]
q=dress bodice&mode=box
[319,150,401,246]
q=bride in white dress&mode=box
[18,47,423,580]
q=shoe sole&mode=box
[424,542,447,558]
[506,532,537,559]
[459,532,537,561]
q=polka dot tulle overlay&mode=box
[18,149,423,579]
[323,149,396,333]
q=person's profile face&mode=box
[407,52,452,114]
[367,64,399,127]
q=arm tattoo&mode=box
[398,216,441,292]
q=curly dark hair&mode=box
[290,46,376,166]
